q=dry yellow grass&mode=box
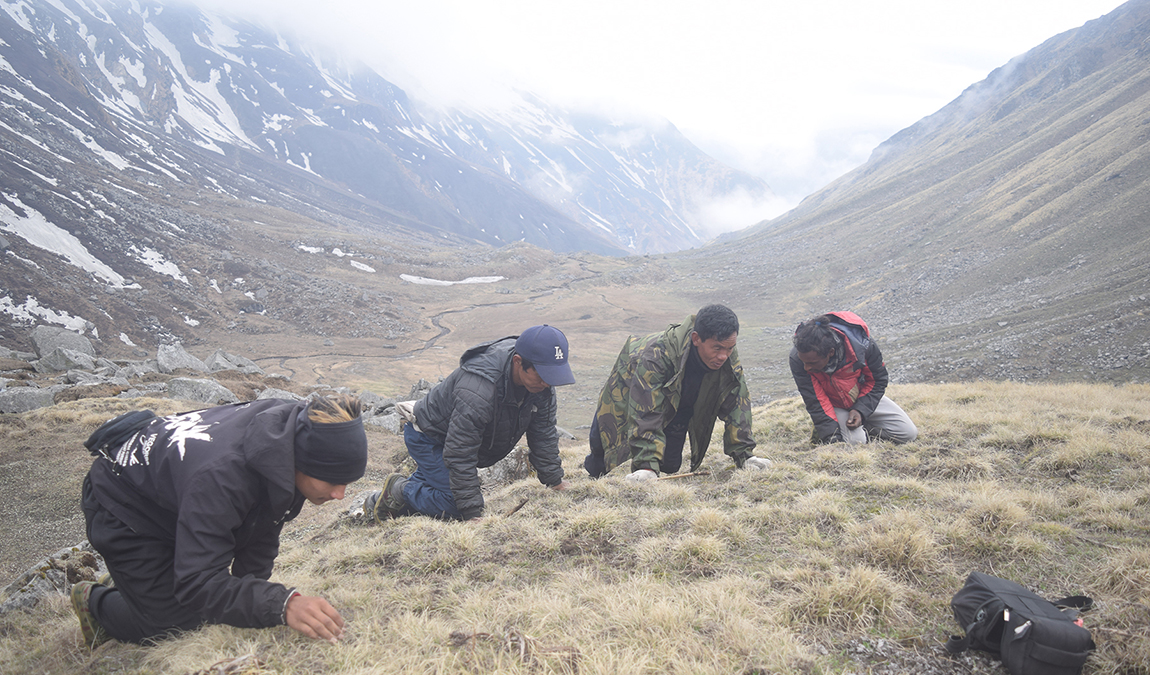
[1,380,1148,674]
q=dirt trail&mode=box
[258,259,606,380]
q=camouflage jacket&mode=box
[593,314,756,474]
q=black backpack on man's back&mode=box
[945,571,1095,675]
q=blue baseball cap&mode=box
[515,325,575,386]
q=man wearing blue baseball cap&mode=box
[367,325,574,522]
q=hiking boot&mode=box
[70,581,110,649]
[372,473,411,523]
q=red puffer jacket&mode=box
[789,311,889,443]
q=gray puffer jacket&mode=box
[413,336,564,519]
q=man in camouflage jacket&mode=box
[583,304,770,481]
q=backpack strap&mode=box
[828,321,870,371]
[945,628,974,654]
[1053,595,1093,610]
[1052,595,1094,620]
[945,596,1002,654]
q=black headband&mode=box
[294,409,368,485]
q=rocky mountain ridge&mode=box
[698,0,1150,387]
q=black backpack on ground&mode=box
[945,571,1095,675]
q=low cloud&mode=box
[690,187,793,239]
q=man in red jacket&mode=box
[790,312,917,445]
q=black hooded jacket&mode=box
[413,337,564,519]
[86,399,308,628]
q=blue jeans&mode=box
[402,425,462,519]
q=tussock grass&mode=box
[848,510,941,581]
[2,381,1150,674]
[788,566,909,631]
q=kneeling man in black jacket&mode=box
[73,394,367,648]
[367,325,575,522]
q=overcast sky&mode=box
[208,0,1128,224]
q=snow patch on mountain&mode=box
[0,193,139,289]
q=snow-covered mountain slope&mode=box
[0,0,771,256]
[411,94,773,253]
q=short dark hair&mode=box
[514,352,535,372]
[694,304,739,342]
[793,314,838,355]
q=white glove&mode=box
[744,456,771,470]
[625,469,658,482]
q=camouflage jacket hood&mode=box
[593,314,756,474]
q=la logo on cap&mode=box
[514,324,576,386]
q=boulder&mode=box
[33,347,96,373]
[357,390,394,410]
[205,350,264,375]
[257,387,303,401]
[29,325,95,358]
[157,344,208,374]
[406,378,434,400]
[65,369,110,385]
[120,361,160,379]
[0,347,36,361]
[0,542,106,616]
[167,377,238,405]
[366,410,403,433]
[477,446,534,485]
[0,386,59,413]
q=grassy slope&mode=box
[1,381,1147,674]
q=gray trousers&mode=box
[834,395,917,444]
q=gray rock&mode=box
[358,390,396,414]
[0,542,106,616]
[343,489,377,524]
[157,343,208,373]
[29,325,95,358]
[167,377,238,404]
[0,386,58,413]
[366,410,403,433]
[555,425,576,440]
[257,387,303,401]
[205,350,264,375]
[33,347,96,373]
[65,369,109,385]
[406,378,434,400]
[477,446,534,485]
[120,360,160,378]
[92,365,121,379]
